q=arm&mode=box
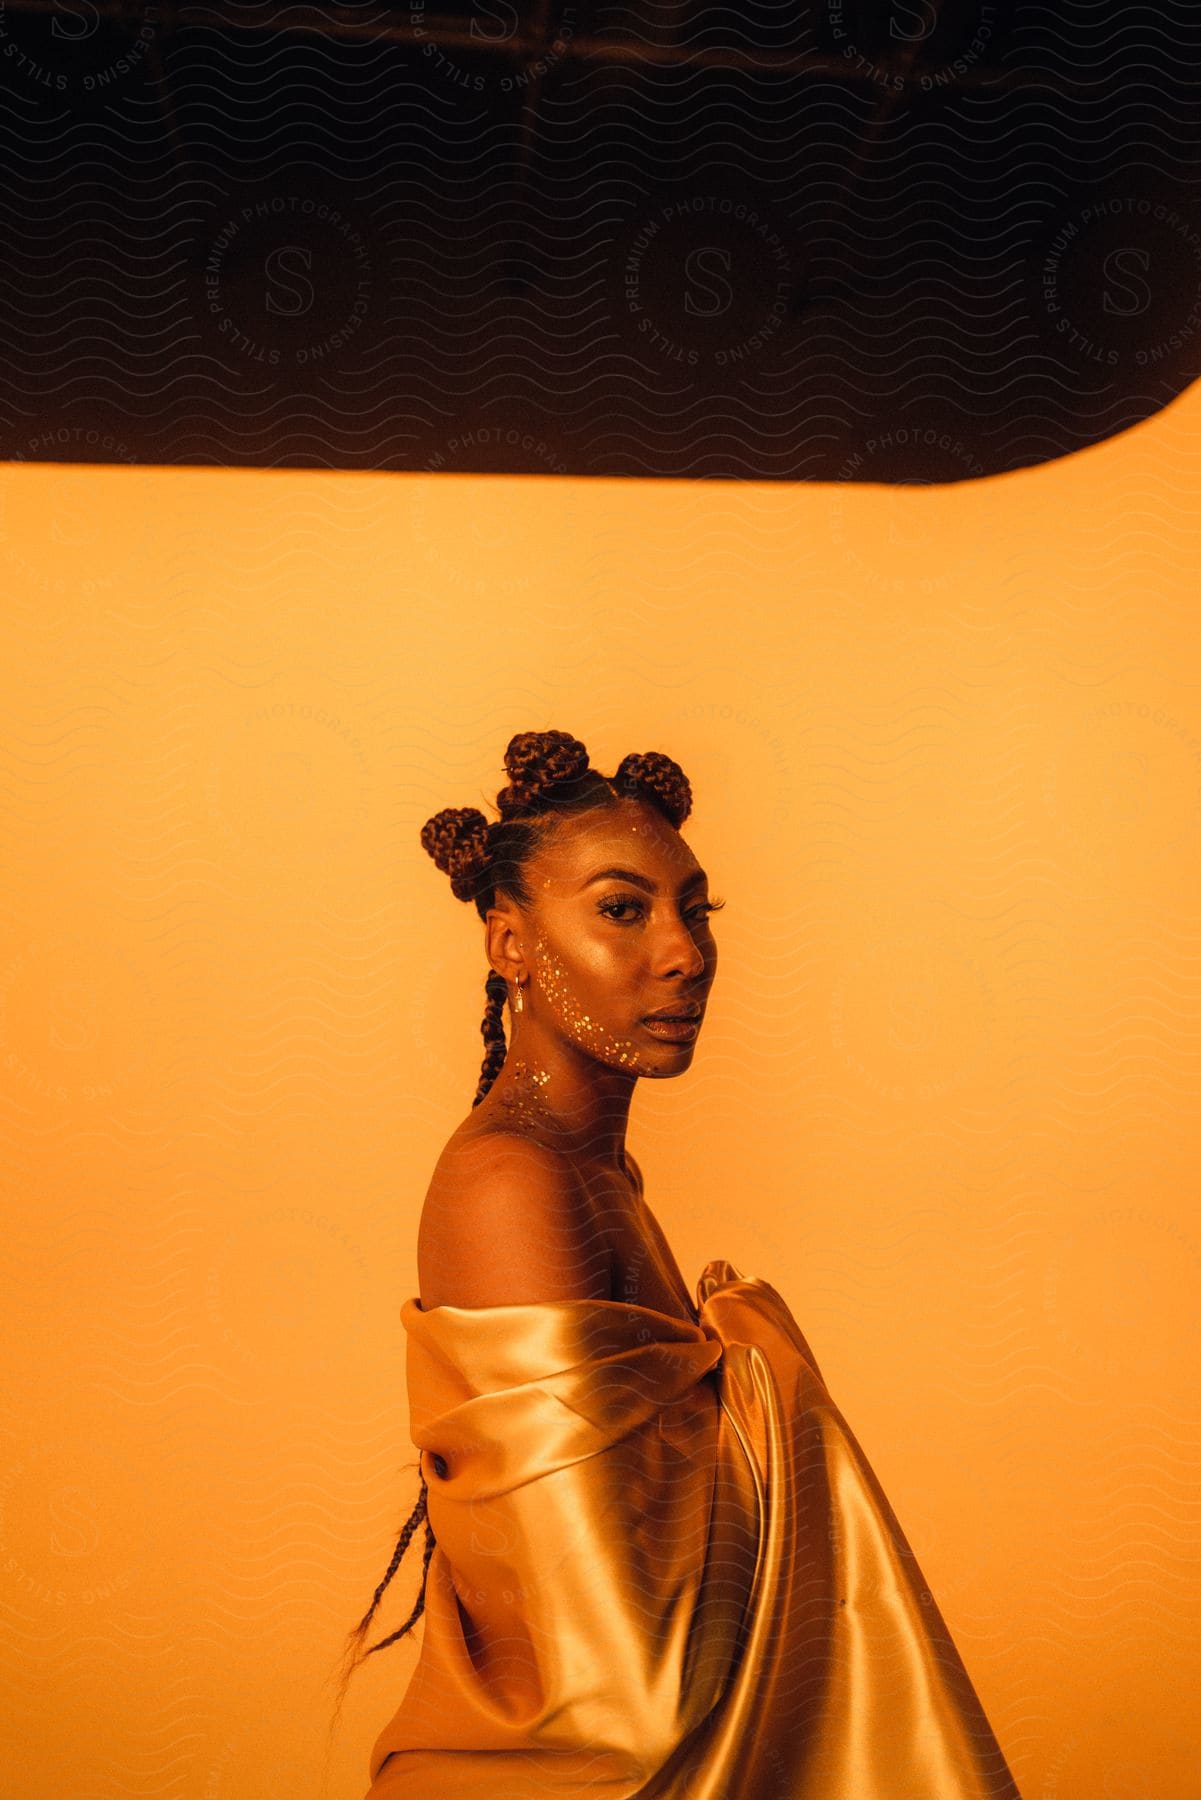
[418,1135,614,1308]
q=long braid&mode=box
[349,1472,436,1657]
[474,968,510,1106]
[327,1463,436,1734]
[332,897,511,1706]
[336,728,694,1713]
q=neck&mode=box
[476,1033,636,1170]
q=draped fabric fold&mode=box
[364,1258,1022,1798]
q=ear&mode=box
[484,905,525,987]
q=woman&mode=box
[343,728,1023,1798]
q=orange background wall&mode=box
[2,400,1200,1800]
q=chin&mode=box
[641,1049,696,1074]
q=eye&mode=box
[596,893,645,923]
[596,893,726,924]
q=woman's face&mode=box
[493,799,721,1077]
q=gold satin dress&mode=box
[364,1259,1022,1798]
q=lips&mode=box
[642,1004,702,1022]
[641,1016,700,1041]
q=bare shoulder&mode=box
[418,1128,613,1309]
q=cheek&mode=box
[534,938,651,1066]
[534,934,618,1006]
[533,938,608,1023]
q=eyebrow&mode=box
[578,866,708,896]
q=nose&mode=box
[655,915,709,981]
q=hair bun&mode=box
[496,729,591,818]
[613,750,692,829]
[419,806,493,903]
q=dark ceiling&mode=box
[3,0,1201,481]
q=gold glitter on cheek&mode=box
[532,935,656,1074]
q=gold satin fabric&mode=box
[364,1259,1022,1798]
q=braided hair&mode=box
[334,728,693,1704]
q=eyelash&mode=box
[596,893,726,925]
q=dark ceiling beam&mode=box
[2,0,1098,90]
